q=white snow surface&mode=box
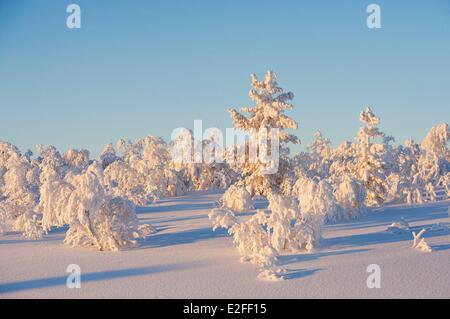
[1,190,449,299]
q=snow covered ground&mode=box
[1,190,449,299]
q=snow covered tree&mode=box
[439,173,450,199]
[352,107,392,206]
[13,210,44,240]
[221,184,254,212]
[333,174,366,220]
[40,165,154,251]
[292,176,336,249]
[412,228,432,252]
[228,70,299,197]
[264,193,301,252]
[107,135,188,205]
[103,160,149,205]
[328,141,357,184]
[0,142,42,239]
[387,139,424,204]
[193,134,238,191]
[416,123,449,190]
[63,148,90,175]
[99,143,119,169]
[421,123,449,159]
[306,130,332,179]
[208,207,282,281]
[36,145,67,185]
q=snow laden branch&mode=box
[412,229,433,252]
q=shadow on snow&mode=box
[0,263,198,294]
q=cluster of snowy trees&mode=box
[0,134,239,249]
[210,70,450,280]
[1,70,449,264]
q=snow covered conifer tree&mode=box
[0,143,42,239]
[221,184,254,212]
[106,135,189,205]
[421,123,449,159]
[334,174,366,220]
[439,173,450,199]
[100,143,119,169]
[63,149,90,175]
[417,123,449,190]
[306,130,332,179]
[36,145,67,185]
[208,207,282,280]
[228,70,299,197]
[352,107,392,206]
[292,176,336,249]
[41,164,153,251]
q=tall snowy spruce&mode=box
[353,107,393,206]
[228,70,299,198]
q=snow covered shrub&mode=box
[412,229,432,252]
[63,195,150,251]
[228,212,279,270]
[208,208,283,280]
[13,210,44,240]
[114,135,189,202]
[221,184,254,212]
[264,193,299,252]
[211,186,334,280]
[209,208,238,231]
[386,217,409,234]
[333,175,366,220]
[263,192,326,253]
[40,166,153,251]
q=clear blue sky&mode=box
[1,0,449,157]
